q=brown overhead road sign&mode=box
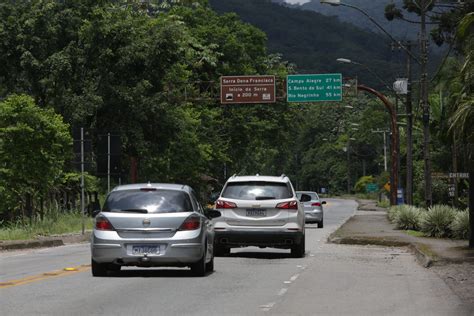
[220,75,276,104]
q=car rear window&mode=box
[296,192,319,200]
[103,189,193,213]
[222,181,292,200]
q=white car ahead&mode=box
[213,174,310,258]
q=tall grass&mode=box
[388,204,469,240]
[450,209,470,240]
[421,204,456,238]
[0,210,94,241]
[395,205,424,230]
[387,205,404,222]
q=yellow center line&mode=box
[0,265,91,289]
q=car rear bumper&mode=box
[214,230,303,248]
[91,233,204,266]
[305,212,323,222]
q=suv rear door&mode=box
[218,181,295,226]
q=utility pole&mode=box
[346,140,351,194]
[405,41,414,205]
[80,127,85,235]
[372,129,388,172]
[107,133,111,193]
[420,1,432,206]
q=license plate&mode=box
[130,245,160,255]
[246,209,266,217]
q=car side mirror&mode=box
[92,209,101,217]
[204,209,221,219]
[209,192,219,204]
[299,194,311,202]
[321,201,327,205]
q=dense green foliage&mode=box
[0,95,72,219]
[0,0,472,227]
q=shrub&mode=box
[377,199,390,208]
[354,176,375,193]
[395,205,424,230]
[387,205,404,223]
[450,209,470,239]
[421,204,456,238]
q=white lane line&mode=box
[278,288,288,296]
[284,280,291,284]
[290,274,299,282]
[260,302,275,312]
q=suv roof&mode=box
[111,183,191,193]
[225,174,290,183]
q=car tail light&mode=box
[179,216,200,231]
[276,200,298,210]
[216,199,237,209]
[312,202,322,207]
[95,216,114,231]
[140,188,157,192]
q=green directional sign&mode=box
[287,73,342,102]
[366,183,379,193]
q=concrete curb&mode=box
[328,199,439,268]
[0,231,91,251]
[409,243,435,268]
[0,239,64,251]
[328,235,436,268]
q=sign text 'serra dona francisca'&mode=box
[220,75,276,104]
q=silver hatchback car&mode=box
[91,183,221,277]
[213,175,309,257]
[296,191,326,228]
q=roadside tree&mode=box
[0,95,72,221]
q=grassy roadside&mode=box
[0,212,94,241]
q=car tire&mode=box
[291,235,305,258]
[191,247,207,277]
[318,219,324,228]
[214,245,230,257]
[206,253,214,272]
[91,259,108,277]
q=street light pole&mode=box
[405,41,414,205]
[358,85,399,205]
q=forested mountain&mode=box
[283,0,423,41]
[209,0,410,89]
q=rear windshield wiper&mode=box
[255,196,276,200]
[113,208,148,213]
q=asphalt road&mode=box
[0,199,469,315]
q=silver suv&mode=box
[213,175,309,257]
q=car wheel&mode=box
[214,245,230,257]
[191,247,207,277]
[291,235,305,258]
[91,259,108,277]
[206,253,214,272]
[318,219,324,228]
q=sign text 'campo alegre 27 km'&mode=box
[287,73,342,102]
[220,75,276,104]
